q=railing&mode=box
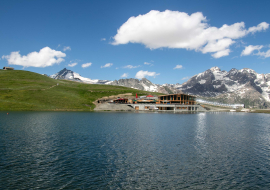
[196,99,244,108]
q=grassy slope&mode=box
[0,70,161,111]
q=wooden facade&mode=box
[157,94,196,105]
[134,99,157,104]
[113,98,128,103]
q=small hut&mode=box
[3,67,14,70]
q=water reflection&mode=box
[1,112,270,189]
[194,113,208,157]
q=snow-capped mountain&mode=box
[110,78,158,92]
[50,68,112,84]
[50,67,270,108]
[109,78,182,94]
[172,67,270,108]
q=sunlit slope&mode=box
[0,70,160,111]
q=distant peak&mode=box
[240,68,256,74]
[141,78,150,82]
[210,67,221,72]
[58,68,69,72]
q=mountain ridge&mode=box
[50,67,270,108]
[50,68,112,84]
[172,67,270,108]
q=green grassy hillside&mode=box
[0,70,161,111]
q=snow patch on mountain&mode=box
[172,66,270,108]
[50,68,112,84]
[49,67,270,107]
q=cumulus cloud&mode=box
[68,62,77,67]
[201,38,235,54]
[63,46,71,51]
[248,22,269,34]
[135,70,160,79]
[112,10,269,58]
[257,49,270,58]
[101,63,113,68]
[123,65,140,69]
[101,38,106,41]
[82,62,92,68]
[2,47,66,68]
[121,73,128,78]
[241,45,263,56]
[211,49,231,58]
[173,65,183,69]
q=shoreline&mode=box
[1,109,270,114]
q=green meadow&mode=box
[0,70,161,111]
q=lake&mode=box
[1,111,270,189]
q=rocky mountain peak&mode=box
[210,67,221,72]
[174,67,270,108]
[240,68,257,74]
[50,68,112,84]
[141,78,152,84]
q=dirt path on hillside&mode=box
[41,84,58,90]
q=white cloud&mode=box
[144,62,154,66]
[112,10,269,58]
[101,63,113,68]
[211,49,231,58]
[101,38,106,41]
[63,46,71,51]
[173,65,183,69]
[121,73,128,78]
[241,45,263,56]
[2,47,66,68]
[181,77,189,80]
[123,65,140,69]
[257,49,270,58]
[68,62,77,67]
[82,62,92,68]
[248,22,269,34]
[201,38,235,54]
[135,70,160,79]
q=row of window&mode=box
[160,96,195,101]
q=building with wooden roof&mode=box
[157,94,196,105]
[131,93,204,111]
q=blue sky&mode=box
[0,0,270,84]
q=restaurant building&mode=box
[132,93,206,111]
[157,94,196,105]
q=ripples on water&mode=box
[1,112,270,189]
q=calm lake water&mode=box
[1,111,270,189]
